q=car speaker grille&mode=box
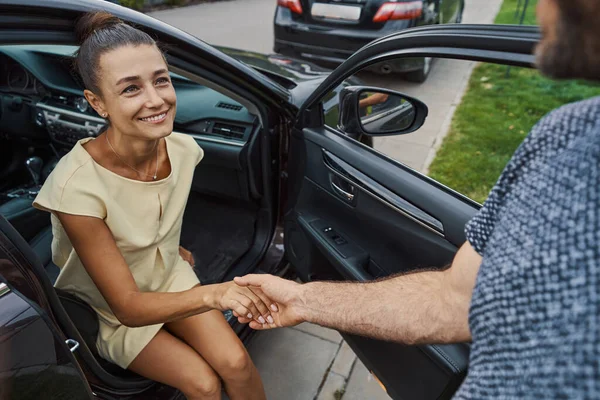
[216,102,243,111]
[212,122,246,139]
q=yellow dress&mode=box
[33,132,203,369]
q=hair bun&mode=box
[75,11,123,45]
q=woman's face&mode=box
[87,44,177,141]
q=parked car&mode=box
[274,0,464,82]
[0,1,538,399]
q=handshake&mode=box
[211,274,305,330]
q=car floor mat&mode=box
[180,193,257,285]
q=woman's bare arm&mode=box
[57,212,275,327]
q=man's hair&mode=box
[537,0,600,81]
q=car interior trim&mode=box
[169,64,263,119]
[323,149,445,236]
[0,282,9,298]
[36,103,105,124]
[187,133,245,147]
[323,124,482,212]
[37,105,247,148]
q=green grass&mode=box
[426,0,600,203]
[495,0,539,25]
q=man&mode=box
[235,0,600,397]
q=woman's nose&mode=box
[145,86,165,108]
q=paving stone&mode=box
[247,328,338,400]
[292,322,343,344]
[330,341,357,379]
[374,138,430,171]
[316,372,346,400]
[342,360,392,400]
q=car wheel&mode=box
[405,57,432,83]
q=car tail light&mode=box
[278,0,303,14]
[373,1,423,22]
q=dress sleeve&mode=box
[33,167,106,219]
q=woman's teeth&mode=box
[141,112,167,122]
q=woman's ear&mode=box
[84,89,108,118]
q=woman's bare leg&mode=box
[128,328,222,400]
[166,310,266,400]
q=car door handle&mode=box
[323,149,445,236]
[331,180,355,201]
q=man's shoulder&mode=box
[535,96,600,134]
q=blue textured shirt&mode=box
[454,97,600,399]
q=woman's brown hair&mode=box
[74,11,160,94]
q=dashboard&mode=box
[0,45,258,149]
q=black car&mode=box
[0,1,538,399]
[274,0,464,82]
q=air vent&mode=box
[212,122,246,139]
[216,102,243,111]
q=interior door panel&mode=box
[180,133,263,284]
[190,136,257,202]
[284,126,480,399]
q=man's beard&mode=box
[535,16,600,82]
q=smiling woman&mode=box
[30,11,269,400]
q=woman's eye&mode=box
[123,85,139,94]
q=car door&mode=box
[0,279,93,400]
[285,24,540,400]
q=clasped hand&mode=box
[213,281,278,325]
[231,274,305,330]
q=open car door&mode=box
[285,24,540,399]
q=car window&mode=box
[324,58,600,203]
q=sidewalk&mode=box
[150,1,503,398]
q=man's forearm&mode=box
[298,269,472,344]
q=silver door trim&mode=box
[187,133,245,147]
[323,150,445,237]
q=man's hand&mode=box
[233,274,306,330]
[179,246,195,267]
[234,242,480,343]
[208,280,277,325]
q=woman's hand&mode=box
[179,246,195,267]
[208,281,276,325]
[233,274,305,330]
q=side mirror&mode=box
[338,86,428,136]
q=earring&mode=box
[102,113,107,118]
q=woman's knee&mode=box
[219,345,254,382]
[181,371,222,399]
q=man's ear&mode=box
[83,89,107,118]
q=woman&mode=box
[33,11,273,400]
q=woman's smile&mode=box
[139,108,170,125]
